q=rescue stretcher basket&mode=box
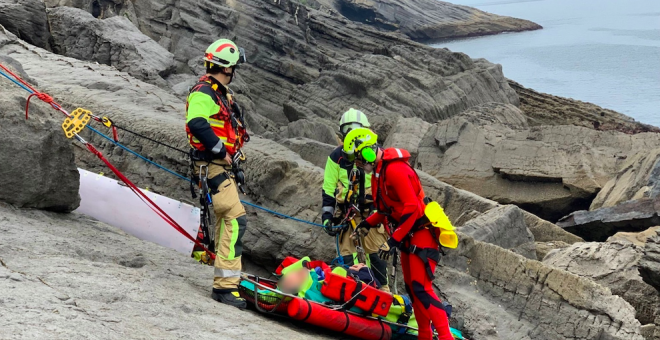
[239,274,465,340]
[238,275,291,314]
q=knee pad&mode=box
[234,215,247,257]
[237,215,247,231]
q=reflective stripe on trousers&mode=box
[214,268,241,278]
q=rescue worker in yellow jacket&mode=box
[321,109,390,292]
[186,38,249,309]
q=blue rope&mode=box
[0,67,330,229]
[333,235,344,266]
[0,69,34,93]
[85,125,193,183]
[241,201,325,228]
[89,127,329,228]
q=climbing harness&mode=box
[232,149,247,195]
[335,168,367,265]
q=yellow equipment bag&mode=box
[424,201,458,249]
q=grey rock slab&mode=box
[280,137,336,169]
[0,204,337,340]
[592,148,660,210]
[0,0,50,48]
[458,205,536,259]
[335,0,541,41]
[558,198,660,241]
[0,58,80,212]
[417,102,660,221]
[544,240,660,326]
[437,234,645,340]
[48,6,176,87]
[640,229,660,293]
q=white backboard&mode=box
[75,168,200,255]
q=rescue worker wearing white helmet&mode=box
[320,108,390,292]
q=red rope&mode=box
[85,143,216,260]
[0,63,64,119]
[0,63,38,93]
[25,92,54,119]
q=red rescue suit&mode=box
[365,148,453,340]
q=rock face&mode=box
[592,148,660,210]
[279,137,336,169]
[640,229,660,293]
[39,0,522,135]
[415,101,660,222]
[417,171,582,245]
[534,241,570,261]
[558,198,660,241]
[544,240,660,326]
[0,0,50,49]
[510,80,660,134]
[437,235,645,340]
[0,57,79,212]
[609,227,660,247]
[383,117,432,165]
[0,204,337,340]
[0,0,641,340]
[334,0,542,41]
[284,118,338,145]
[458,205,536,259]
[44,0,128,19]
[283,47,519,130]
[44,0,542,43]
[48,6,176,87]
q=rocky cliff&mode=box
[0,0,657,338]
[334,0,542,41]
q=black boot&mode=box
[212,288,247,310]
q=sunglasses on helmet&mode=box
[238,47,247,64]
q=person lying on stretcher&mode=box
[261,257,463,339]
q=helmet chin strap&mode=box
[222,66,236,84]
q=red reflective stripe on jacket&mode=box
[366,148,426,243]
[185,76,246,155]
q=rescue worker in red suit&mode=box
[344,128,454,340]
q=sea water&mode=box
[432,0,660,127]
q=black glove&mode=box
[353,220,372,238]
[379,245,397,261]
[323,219,339,237]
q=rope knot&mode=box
[25,91,56,119]
[36,92,53,103]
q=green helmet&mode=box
[343,127,378,163]
[339,108,370,136]
[204,39,246,68]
